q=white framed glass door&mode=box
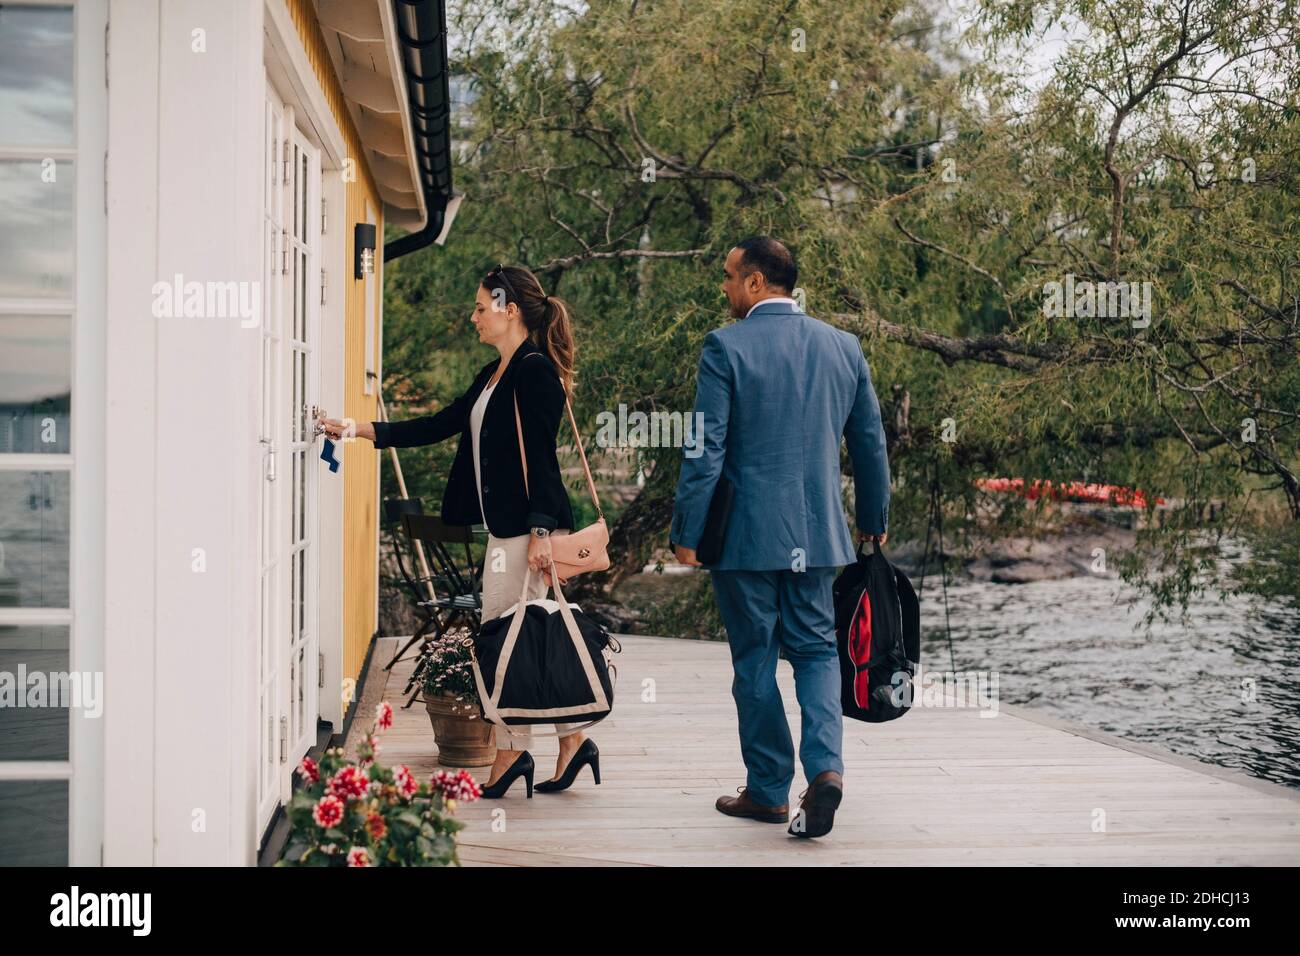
[0,0,105,867]
[258,79,322,829]
[285,123,321,792]
[257,82,286,830]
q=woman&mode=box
[319,265,600,799]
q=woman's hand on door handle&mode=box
[319,418,375,443]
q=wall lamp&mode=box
[354,223,376,279]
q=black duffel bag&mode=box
[471,556,620,737]
[832,539,921,723]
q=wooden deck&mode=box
[351,635,1300,866]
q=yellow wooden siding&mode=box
[285,0,386,711]
[341,191,382,700]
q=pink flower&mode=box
[346,847,371,867]
[431,768,481,803]
[299,756,320,785]
[458,771,482,802]
[312,794,345,829]
[375,701,394,731]
[393,764,419,799]
[327,765,370,800]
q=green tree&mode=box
[383,0,1299,628]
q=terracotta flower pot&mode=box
[425,693,495,767]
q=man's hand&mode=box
[674,544,702,567]
[857,530,889,547]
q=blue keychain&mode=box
[320,437,340,473]
[313,408,341,473]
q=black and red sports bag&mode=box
[832,540,921,723]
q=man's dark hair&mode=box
[734,236,797,293]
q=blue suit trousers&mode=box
[710,566,844,807]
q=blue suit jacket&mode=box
[669,299,890,571]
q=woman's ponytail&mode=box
[543,295,576,397]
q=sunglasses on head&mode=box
[493,263,518,305]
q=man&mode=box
[670,236,890,839]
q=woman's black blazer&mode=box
[371,338,575,537]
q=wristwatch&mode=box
[531,527,550,538]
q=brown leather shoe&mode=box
[716,787,789,824]
[788,771,843,838]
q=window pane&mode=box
[0,780,67,865]
[0,623,70,760]
[0,470,70,607]
[298,251,306,341]
[292,349,302,441]
[289,544,299,646]
[0,314,71,453]
[299,151,307,242]
[0,5,74,146]
[0,160,75,297]
[298,351,305,429]
[291,144,299,238]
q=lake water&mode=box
[910,564,1300,790]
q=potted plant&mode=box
[421,628,496,767]
[278,701,481,867]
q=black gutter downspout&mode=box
[386,0,454,262]
[385,206,445,262]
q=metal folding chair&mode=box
[382,497,433,641]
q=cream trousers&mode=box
[480,530,582,750]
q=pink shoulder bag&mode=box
[513,361,610,585]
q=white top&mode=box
[469,378,498,523]
[745,295,797,318]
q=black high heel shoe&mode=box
[480,751,534,799]
[534,739,600,793]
